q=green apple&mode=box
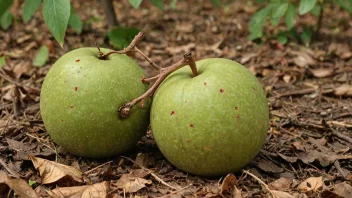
[40,47,150,158]
[151,58,269,177]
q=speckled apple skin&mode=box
[151,58,269,177]
[40,48,150,158]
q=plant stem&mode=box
[119,52,197,118]
[314,2,324,41]
[94,32,198,119]
[100,0,119,29]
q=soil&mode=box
[1,0,351,197]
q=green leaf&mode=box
[285,3,296,30]
[33,45,49,67]
[28,180,36,187]
[300,27,312,47]
[271,2,288,26]
[68,5,82,34]
[299,0,317,15]
[42,0,70,47]
[22,0,41,22]
[334,0,352,13]
[249,4,273,40]
[108,27,139,49]
[0,56,6,68]
[150,0,164,10]
[0,9,12,30]
[211,0,221,7]
[277,33,288,45]
[128,0,143,8]
[0,0,13,18]
[170,0,177,10]
[310,4,321,17]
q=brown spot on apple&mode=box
[220,89,224,93]
[190,124,194,128]
[75,59,80,62]
[186,139,191,143]
[170,111,175,115]
[235,106,238,110]
[204,82,207,86]
[70,105,73,108]
[236,115,240,119]
[74,87,78,91]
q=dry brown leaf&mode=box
[29,155,83,184]
[48,181,108,198]
[277,153,298,163]
[114,174,152,193]
[268,177,293,191]
[297,177,323,192]
[298,150,352,167]
[293,51,316,67]
[283,75,291,83]
[0,171,39,198]
[233,186,242,198]
[6,138,37,151]
[271,190,295,198]
[257,159,283,173]
[292,141,305,151]
[166,43,195,54]
[220,173,238,194]
[334,182,352,198]
[334,84,352,96]
[310,68,334,78]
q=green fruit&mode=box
[40,47,150,158]
[151,58,269,176]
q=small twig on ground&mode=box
[85,161,113,174]
[329,126,352,144]
[333,160,348,178]
[158,184,193,198]
[121,156,178,190]
[25,133,57,156]
[0,158,21,178]
[242,170,276,198]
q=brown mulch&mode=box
[1,0,351,197]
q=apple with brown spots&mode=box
[40,48,150,158]
[150,58,269,176]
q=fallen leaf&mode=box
[48,181,108,198]
[268,177,293,191]
[283,75,291,83]
[297,177,323,192]
[334,84,352,96]
[298,150,352,167]
[334,182,352,198]
[277,153,298,163]
[320,190,343,198]
[292,141,305,151]
[6,138,37,151]
[220,173,238,194]
[113,174,152,193]
[257,159,283,173]
[0,171,39,198]
[292,51,316,67]
[29,155,83,184]
[232,186,242,198]
[271,190,295,198]
[310,68,334,78]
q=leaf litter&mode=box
[0,0,352,197]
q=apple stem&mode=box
[119,52,197,119]
[93,32,198,119]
